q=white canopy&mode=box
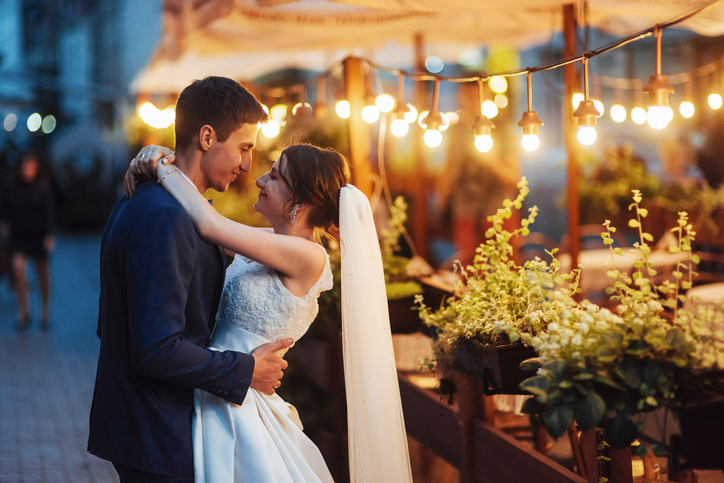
[131,0,724,94]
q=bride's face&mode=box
[254,155,294,224]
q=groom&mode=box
[88,76,293,482]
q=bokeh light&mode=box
[27,113,42,132]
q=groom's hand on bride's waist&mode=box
[250,338,293,395]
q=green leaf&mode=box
[572,392,606,431]
[643,232,653,242]
[520,376,551,398]
[669,246,681,254]
[520,357,543,372]
[629,219,640,228]
[614,248,623,256]
[646,396,658,406]
[595,346,619,363]
[541,404,574,439]
[639,208,649,218]
[665,327,687,349]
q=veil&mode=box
[339,184,413,482]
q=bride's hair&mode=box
[278,144,351,242]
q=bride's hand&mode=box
[124,145,176,198]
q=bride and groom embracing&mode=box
[88,76,413,482]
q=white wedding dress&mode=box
[192,249,334,483]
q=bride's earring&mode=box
[290,205,296,237]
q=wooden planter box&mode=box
[387,296,423,334]
[452,339,537,395]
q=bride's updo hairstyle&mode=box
[278,144,351,242]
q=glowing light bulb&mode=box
[261,120,281,138]
[474,134,493,152]
[336,100,351,119]
[27,113,42,132]
[646,106,673,130]
[679,101,695,119]
[41,115,56,134]
[610,104,627,123]
[521,134,540,152]
[481,100,498,119]
[572,92,584,109]
[444,111,460,125]
[361,105,380,123]
[494,94,508,108]
[490,76,507,93]
[423,129,442,147]
[708,93,722,110]
[390,118,409,137]
[593,99,605,116]
[270,104,288,121]
[404,104,418,123]
[4,113,17,131]
[631,107,647,125]
[292,102,312,117]
[375,94,395,113]
[577,126,597,146]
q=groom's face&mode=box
[202,122,259,192]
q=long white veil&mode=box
[339,184,413,482]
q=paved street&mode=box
[0,232,118,483]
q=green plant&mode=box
[521,190,724,447]
[380,196,422,300]
[416,178,581,380]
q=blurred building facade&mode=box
[0,0,162,228]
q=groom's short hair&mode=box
[174,76,268,151]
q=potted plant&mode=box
[520,190,724,452]
[416,178,581,395]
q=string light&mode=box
[643,25,675,130]
[375,93,395,113]
[610,83,627,123]
[472,79,495,153]
[336,100,351,119]
[422,79,445,148]
[631,81,647,124]
[708,66,722,110]
[517,71,544,152]
[390,74,410,137]
[679,73,695,118]
[489,76,508,93]
[573,56,601,146]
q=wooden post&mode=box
[563,4,581,282]
[411,34,430,260]
[455,373,485,483]
[343,57,373,198]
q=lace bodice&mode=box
[214,249,333,343]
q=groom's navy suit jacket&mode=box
[88,180,254,477]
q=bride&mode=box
[128,144,413,482]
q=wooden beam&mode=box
[343,57,373,198]
[563,4,581,282]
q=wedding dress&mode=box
[192,249,335,483]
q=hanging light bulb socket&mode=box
[472,79,495,136]
[642,25,674,109]
[517,71,544,136]
[393,73,410,121]
[572,56,601,128]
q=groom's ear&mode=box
[198,125,216,151]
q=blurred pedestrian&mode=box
[0,152,55,330]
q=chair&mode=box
[559,224,628,254]
[692,249,724,286]
[517,232,559,263]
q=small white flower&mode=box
[579,322,590,334]
[548,323,560,332]
[571,334,582,346]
